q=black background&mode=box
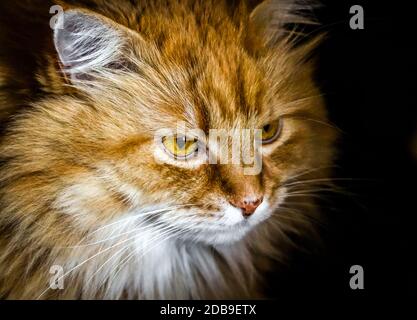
[266,0,417,299]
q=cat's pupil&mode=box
[176,137,186,149]
[263,125,270,133]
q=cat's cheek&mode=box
[53,177,131,227]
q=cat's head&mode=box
[4,1,336,247]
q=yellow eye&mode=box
[261,120,282,144]
[162,136,199,159]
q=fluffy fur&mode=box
[0,0,336,299]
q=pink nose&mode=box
[229,196,263,218]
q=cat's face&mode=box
[3,3,335,247]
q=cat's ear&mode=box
[53,9,138,82]
[249,0,318,47]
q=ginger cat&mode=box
[0,0,336,299]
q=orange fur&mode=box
[0,0,336,299]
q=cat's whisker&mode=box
[104,249,136,292]
[286,186,356,197]
[68,205,200,248]
[35,205,180,238]
[287,187,342,194]
[75,214,200,291]
[64,213,157,249]
[37,206,178,244]
[37,228,161,299]
[63,218,169,248]
[85,243,133,286]
[284,165,339,182]
[107,226,187,291]
[72,204,197,246]
[284,177,369,188]
[89,205,191,233]
[284,193,330,200]
[87,221,181,286]
[267,219,300,249]
[282,200,317,208]
[284,177,334,185]
[277,206,326,229]
[102,220,202,289]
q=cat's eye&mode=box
[162,135,199,159]
[261,120,282,144]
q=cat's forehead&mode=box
[156,48,269,130]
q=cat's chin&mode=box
[187,218,267,246]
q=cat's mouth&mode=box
[203,190,289,245]
[149,194,281,246]
[177,198,273,245]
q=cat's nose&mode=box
[230,196,264,218]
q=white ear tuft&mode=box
[250,0,318,46]
[53,10,124,81]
